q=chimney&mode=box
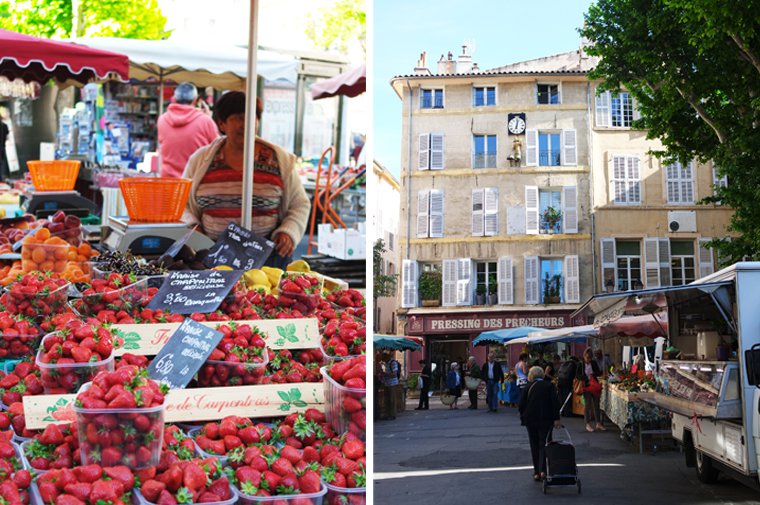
[438,52,457,74]
[414,51,431,75]
[457,44,472,74]
[472,62,480,73]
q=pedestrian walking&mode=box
[465,356,481,409]
[382,351,401,420]
[516,353,529,390]
[577,348,605,432]
[482,352,504,412]
[416,359,431,410]
[446,362,462,410]
[519,366,561,482]
[557,356,579,417]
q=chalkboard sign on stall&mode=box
[147,318,224,389]
[146,269,243,314]
[203,223,275,270]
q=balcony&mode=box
[539,150,561,167]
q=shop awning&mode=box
[510,325,598,345]
[0,28,129,87]
[310,64,365,100]
[473,326,546,346]
[373,334,422,351]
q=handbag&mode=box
[584,375,603,397]
[572,378,584,396]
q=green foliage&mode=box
[305,0,365,55]
[581,0,760,262]
[418,270,442,301]
[543,273,561,299]
[373,239,397,299]
[0,0,169,39]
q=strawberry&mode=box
[157,489,179,505]
[141,479,167,502]
[182,462,207,491]
[341,439,365,461]
[104,465,135,490]
[298,469,321,493]
[64,482,93,502]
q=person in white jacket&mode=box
[181,91,310,267]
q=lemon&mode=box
[244,269,269,288]
[286,259,310,273]
[261,266,284,287]
[212,265,234,271]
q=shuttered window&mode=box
[472,188,498,236]
[418,133,444,170]
[611,155,641,205]
[401,260,418,308]
[417,189,444,238]
[665,161,695,204]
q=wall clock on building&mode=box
[507,113,526,135]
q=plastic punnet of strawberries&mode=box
[0,313,42,359]
[138,457,234,505]
[36,324,118,394]
[191,415,278,465]
[231,444,325,504]
[72,273,152,317]
[22,422,80,471]
[195,323,268,388]
[278,273,322,315]
[35,464,136,505]
[0,435,33,505]
[0,358,43,406]
[73,366,167,469]
[322,356,366,440]
[321,436,366,505]
[1,272,69,319]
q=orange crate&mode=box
[119,177,191,223]
[27,160,80,191]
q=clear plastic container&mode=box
[134,488,237,505]
[36,333,115,394]
[279,274,323,315]
[20,242,70,273]
[73,382,165,469]
[324,483,366,505]
[48,226,84,246]
[19,439,48,473]
[195,350,269,388]
[320,367,366,441]
[0,326,42,359]
[2,280,71,320]
[70,277,150,317]
[234,482,327,505]
[187,427,230,466]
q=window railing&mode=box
[540,217,562,234]
[473,153,497,169]
[539,150,561,166]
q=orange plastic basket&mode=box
[119,177,191,223]
[27,160,80,191]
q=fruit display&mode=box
[92,250,167,277]
[71,273,152,317]
[137,457,234,505]
[5,401,41,440]
[0,273,70,320]
[321,437,366,504]
[0,315,42,359]
[0,437,32,504]
[73,367,167,469]
[189,416,277,465]
[320,315,365,359]
[149,247,210,271]
[242,267,283,294]
[34,464,136,505]
[278,273,322,315]
[321,356,366,440]
[44,211,85,246]
[20,227,96,281]
[21,422,81,471]
[196,323,268,388]
[0,358,43,405]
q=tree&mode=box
[0,0,169,39]
[373,239,397,299]
[581,0,760,262]
[305,0,365,55]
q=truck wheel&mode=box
[695,450,719,483]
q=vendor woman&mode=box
[181,91,310,268]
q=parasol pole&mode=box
[241,0,259,230]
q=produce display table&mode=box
[601,384,672,452]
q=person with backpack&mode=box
[557,356,579,417]
[382,351,401,420]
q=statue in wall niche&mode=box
[507,138,522,167]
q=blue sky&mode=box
[373,0,595,178]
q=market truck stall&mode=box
[573,262,760,487]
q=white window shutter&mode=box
[628,157,641,204]
[429,190,444,238]
[484,187,499,236]
[471,188,484,237]
[564,255,580,303]
[457,258,473,306]
[524,256,539,305]
[658,238,672,287]
[562,129,577,166]
[596,90,610,127]
[562,186,578,234]
[416,190,429,238]
[401,260,418,308]
[699,238,714,279]
[418,134,430,170]
[600,238,616,292]
[498,256,513,305]
[525,129,538,166]
[442,260,458,307]
[525,186,539,234]
[430,133,444,170]
[644,238,660,288]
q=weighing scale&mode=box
[101,216,215,256]
[21,190,98,217]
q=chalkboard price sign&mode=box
[146,269,243,314]
[147,318,224,389]
[203,223,275,270]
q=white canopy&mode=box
[509,325,598,345]
[68,37,297,90]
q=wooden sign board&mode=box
[113,318,320,356]
[23,383,325,429]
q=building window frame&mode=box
[473,134,497,169]
[420,88,444,109]
[473,86,496,107]
[538,131,561,167]
[665,161,695,205]
[611,155,641,205]
[475,261,498,297]
[615,240,642,291]
[540,257,564,304]
[670,240,696,286]
[537,83,560,105]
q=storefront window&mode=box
[302,76,338,161]
[261,83,296,152]
[616,240,641,291]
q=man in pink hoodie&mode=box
[157,82,218,178]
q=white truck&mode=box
[576,262,760,486]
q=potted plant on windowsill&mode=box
[487,274,498,305]
[542,206,562,234]
[475,284,486,305]
[543,273,562,304]
[419,271,442,306]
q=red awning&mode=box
[0,29,129,86]
[599,312,669,339]
[310,64,365,100]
